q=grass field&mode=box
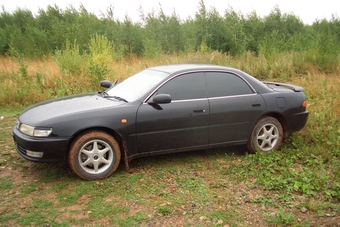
[0,53,339,226]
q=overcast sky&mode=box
[2,0,339,24]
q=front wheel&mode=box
[68,131,121,180]
[247,117,283,153]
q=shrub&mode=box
[54,40,85,76]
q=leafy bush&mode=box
[1,1,339,66]
[54,40,85,76]
[87,34,113,88]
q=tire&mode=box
[68,130,121,180]
[247,117,283,153]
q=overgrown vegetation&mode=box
[0,0,340,226]
[1,1,340,70]
[1,52,340,226]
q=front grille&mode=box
[16,144,27,156]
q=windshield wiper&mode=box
[98,90,109,96]
[110,96,128,102]
[101,92,128,102]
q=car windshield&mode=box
[106,69,169,102]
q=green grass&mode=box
[0,177,12,190]
[0,122,338,226]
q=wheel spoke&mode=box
[259,140,268,149]
[267,126,274,135]
[81,158,93,167]
[92,141,99,152]
[266,139,273,148]
[98,147,110,156]
[97,146,111,166]
[99,156,110,165]
[81,149,92,157]
[257,134,266,140]
[270,134,278,140]
[93,160,99,172]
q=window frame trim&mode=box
[143,69,257,103]
[208,93,258,100]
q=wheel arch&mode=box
[247,112,286,153]
[255,112,288,138]
[66,127,128,169]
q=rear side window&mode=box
[206,72,254,97]
[157,72,206,100]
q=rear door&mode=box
[206,72,265,144]
[136,72,210,153]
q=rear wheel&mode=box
[247,117,283,153]
[68,131,121,180]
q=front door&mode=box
[136,72,209,153]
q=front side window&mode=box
[206,72,254,98]
[157,72,206,101]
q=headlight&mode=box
[33,128,53,137]
[19,123,52,137]
[19,124,35,136]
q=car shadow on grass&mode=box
[127,145,248,171]
[22,145,248,181]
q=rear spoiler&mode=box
[262,81,304,92]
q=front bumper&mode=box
[12,126,70,162]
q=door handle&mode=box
[252,103,261,107]
[193,109,206,113]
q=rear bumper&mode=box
[12,127,70,162]
[287,110,309,135]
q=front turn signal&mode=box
[302,100,307,108]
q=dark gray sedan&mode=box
[12,64,308,180]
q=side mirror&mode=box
[148,94,172,104]
[100,80,112,88]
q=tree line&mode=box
[1,0,339,64]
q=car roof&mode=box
[147,64,238,74]
[147,64,272,94]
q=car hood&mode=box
[19,93,126,125]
